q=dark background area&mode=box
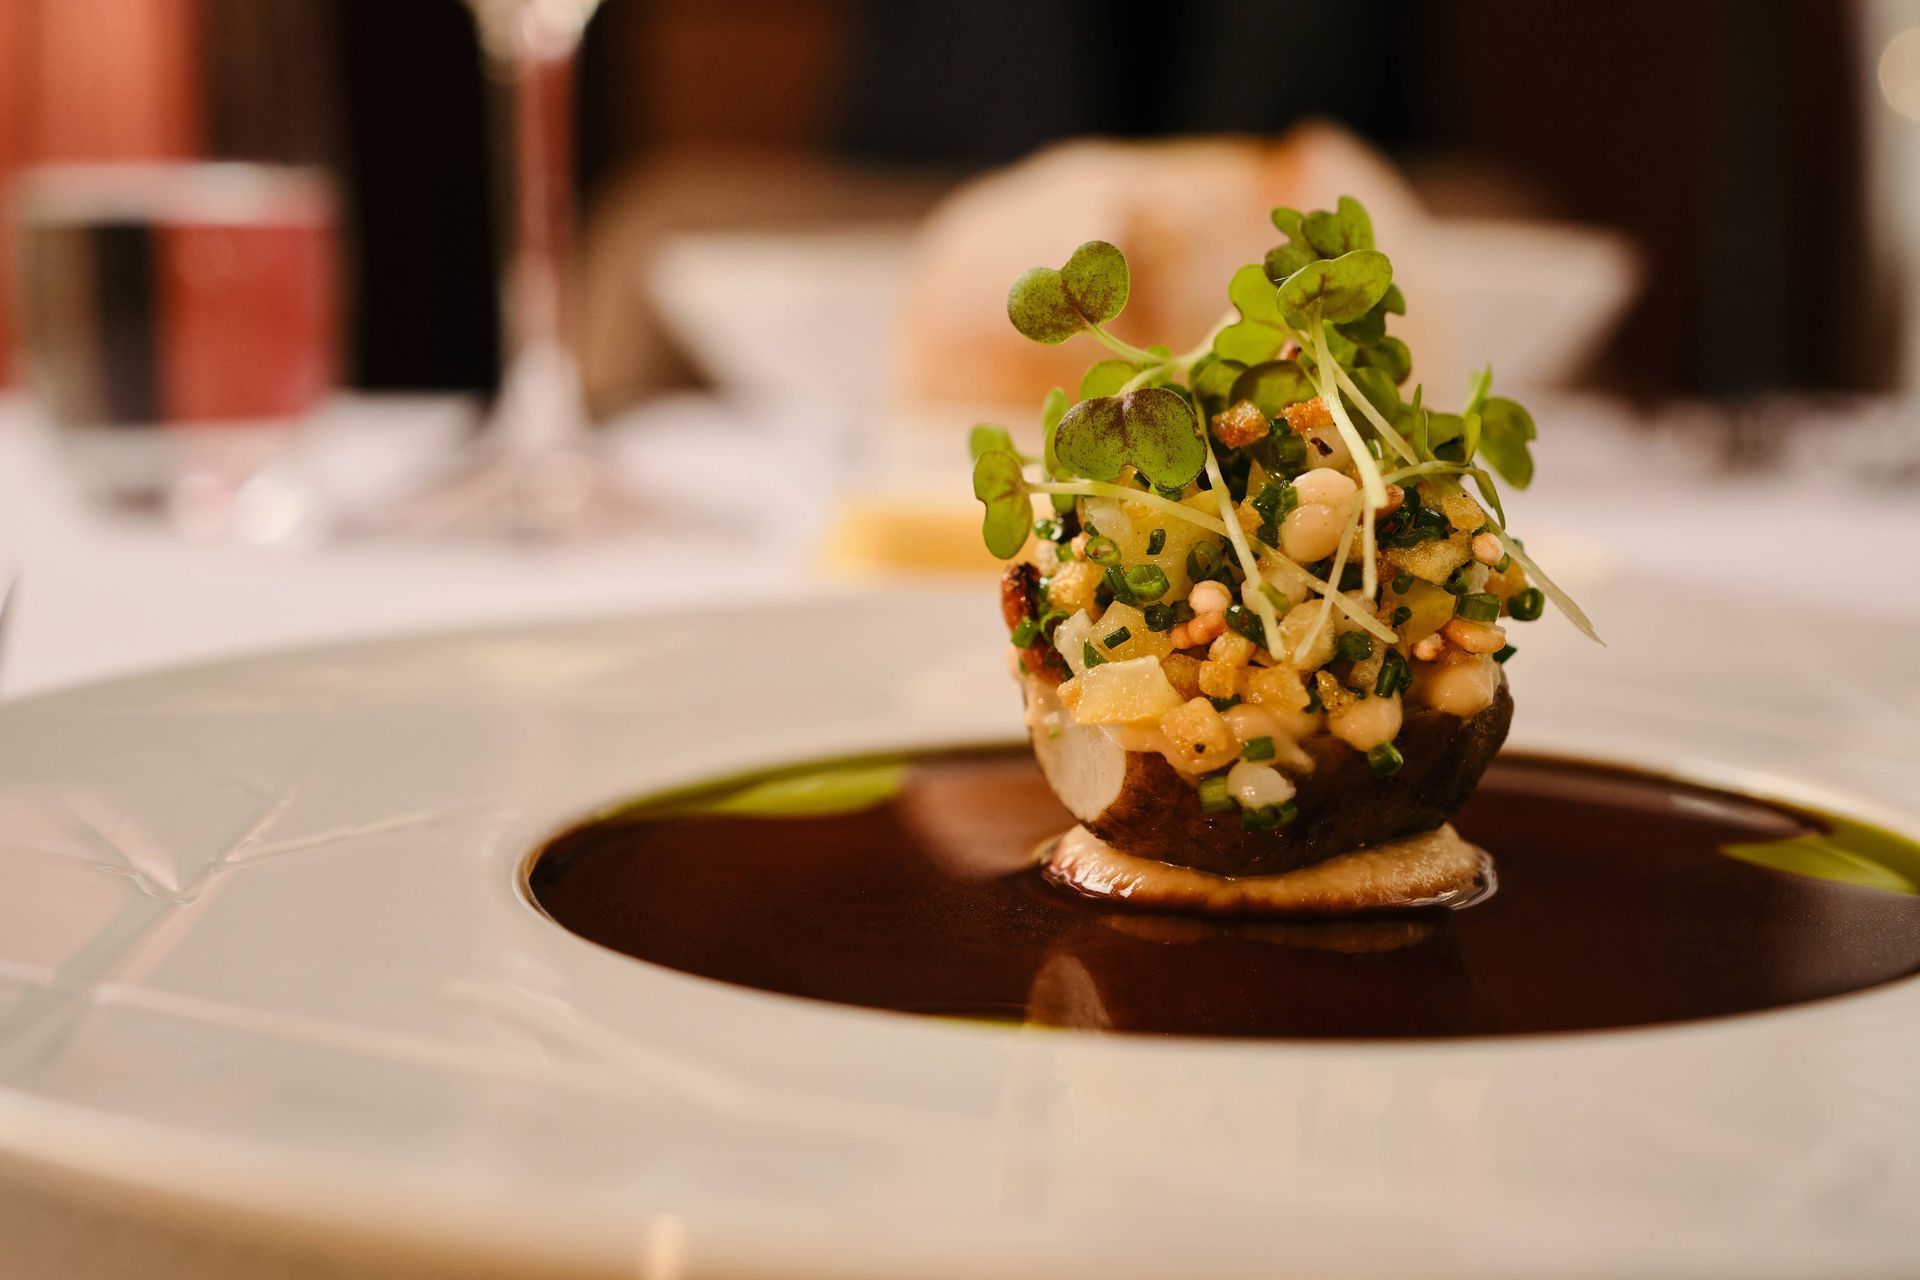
[336,0,1868,403]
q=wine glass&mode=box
[393,0,643,540]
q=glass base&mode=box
[370,439,649,543]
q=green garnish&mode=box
[1242,735,1276,761]
[1458,592,1501,624]
[1033,518,1061,542]
[1209,695,1242,712]
[1508,587,1546,621]
[1367,742,1404,777]
[970,202,1600,654]
[1083,640,1106,668]
[1085,535,1121,566]
[1493,644,1517,664]
[1198,774,1235,813]
[1374,649,1411,698]
[1391,606,1411,626]
[1103,625,1133,648]
[1124,563,1170,601]
[1010,617,1040,647]
[1335,632,1374,662]
[1143,604,1175,632]
[1224,604,1266,646]
[1390,570,1414,594]
[1242,801,1298,831]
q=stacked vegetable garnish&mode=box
[972,197,1599,857]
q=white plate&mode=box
[1,585,1917,1279]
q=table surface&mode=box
[0,391,1914,699]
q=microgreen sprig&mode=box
[972,204,1599,649]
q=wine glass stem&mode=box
[490,21,582,453]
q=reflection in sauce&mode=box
[528,752,1920,1038]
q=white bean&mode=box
[1291,469,1357,508]
[1417,656,1498,717]
[1280,502,1344,562]
[1187,580,1232,614]
[1330,692,1403,751]
[1303,425,1353,472]
[1227,760,1296,810]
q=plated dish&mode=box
[3,597,1920,1278]
[970,199,1595,916]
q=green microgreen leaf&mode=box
[1724,817,1920,896]
[1463,366,1493,418]
[1189,355,1246,413]
[1055,388,1206,490]
[1005,240,1132,345]
[968,423,1019,463]
[1302,195,1374,257]
[1007,268,1082,344]
[1355,335,1412,384]
[1275,249,1393,326]
[1040,386,1073,513]
[1229,359,1315,419]
[1214,263,1292,364]
[1061,240,1129,325]
[1345,367,1402,423]
[1264,242,1319,285]
[1478,396,1537,489]
[972,448,1031,559]
[1379,283,1406,315]
[1079,358,1138,399]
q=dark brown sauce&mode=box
[528,751,1920,1038]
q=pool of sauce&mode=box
[528,752,1920,1038]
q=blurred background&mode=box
[0,0,1916,693]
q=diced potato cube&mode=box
[1158,697,1239,773]
[1278,606,1336,670]
[1162,653,1204,700]
[1441,491,1488,532]
[1383,532,1471,586]
[1198,660,1244,699]
[1053,610,1096,675]
[1208,631,1256,667]
[1390,577,1457,643]
[1074,656,1184,725]
[1047,560,1104,617]
[1243,665,1310,713]
[1088,602,1173,665]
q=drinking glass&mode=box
[389,0,644,540]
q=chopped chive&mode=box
[1143,603,1174,632]
[1459,592,1501,624]
[1242,735,1275,761]
[1145,527,1167,556]
[1391,606,1411,627]
[1270,433,1309,477]
[1335,632,1373,662]
[1057,542,1077,561]
[1493,644,1517,664]
[1508,587,1546,621]
[1374,649,1411,698]
[1252,484,1284,520]
[1186,542,1224,582]
[1198,774,1235,813]
[1303,682,1324,714]
[1338,563,1365,592]
[1242,804,1283,831]
[1038,609,1068,634]
[1208,694,1242,712]
[1274,799,1299,826]
[1225,604,1266,646]
[1172,601,1196,625]
[1391,570,1414,594]
[1010,617,1040,647]
[1085,536,1121,567]
[1124,563,1170,601]
[1102,625,1133,648]
[1083,640,1106,669]
[1495,553,1512,572]
[1033,518,1061,542]
[1368,742,1404,777]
